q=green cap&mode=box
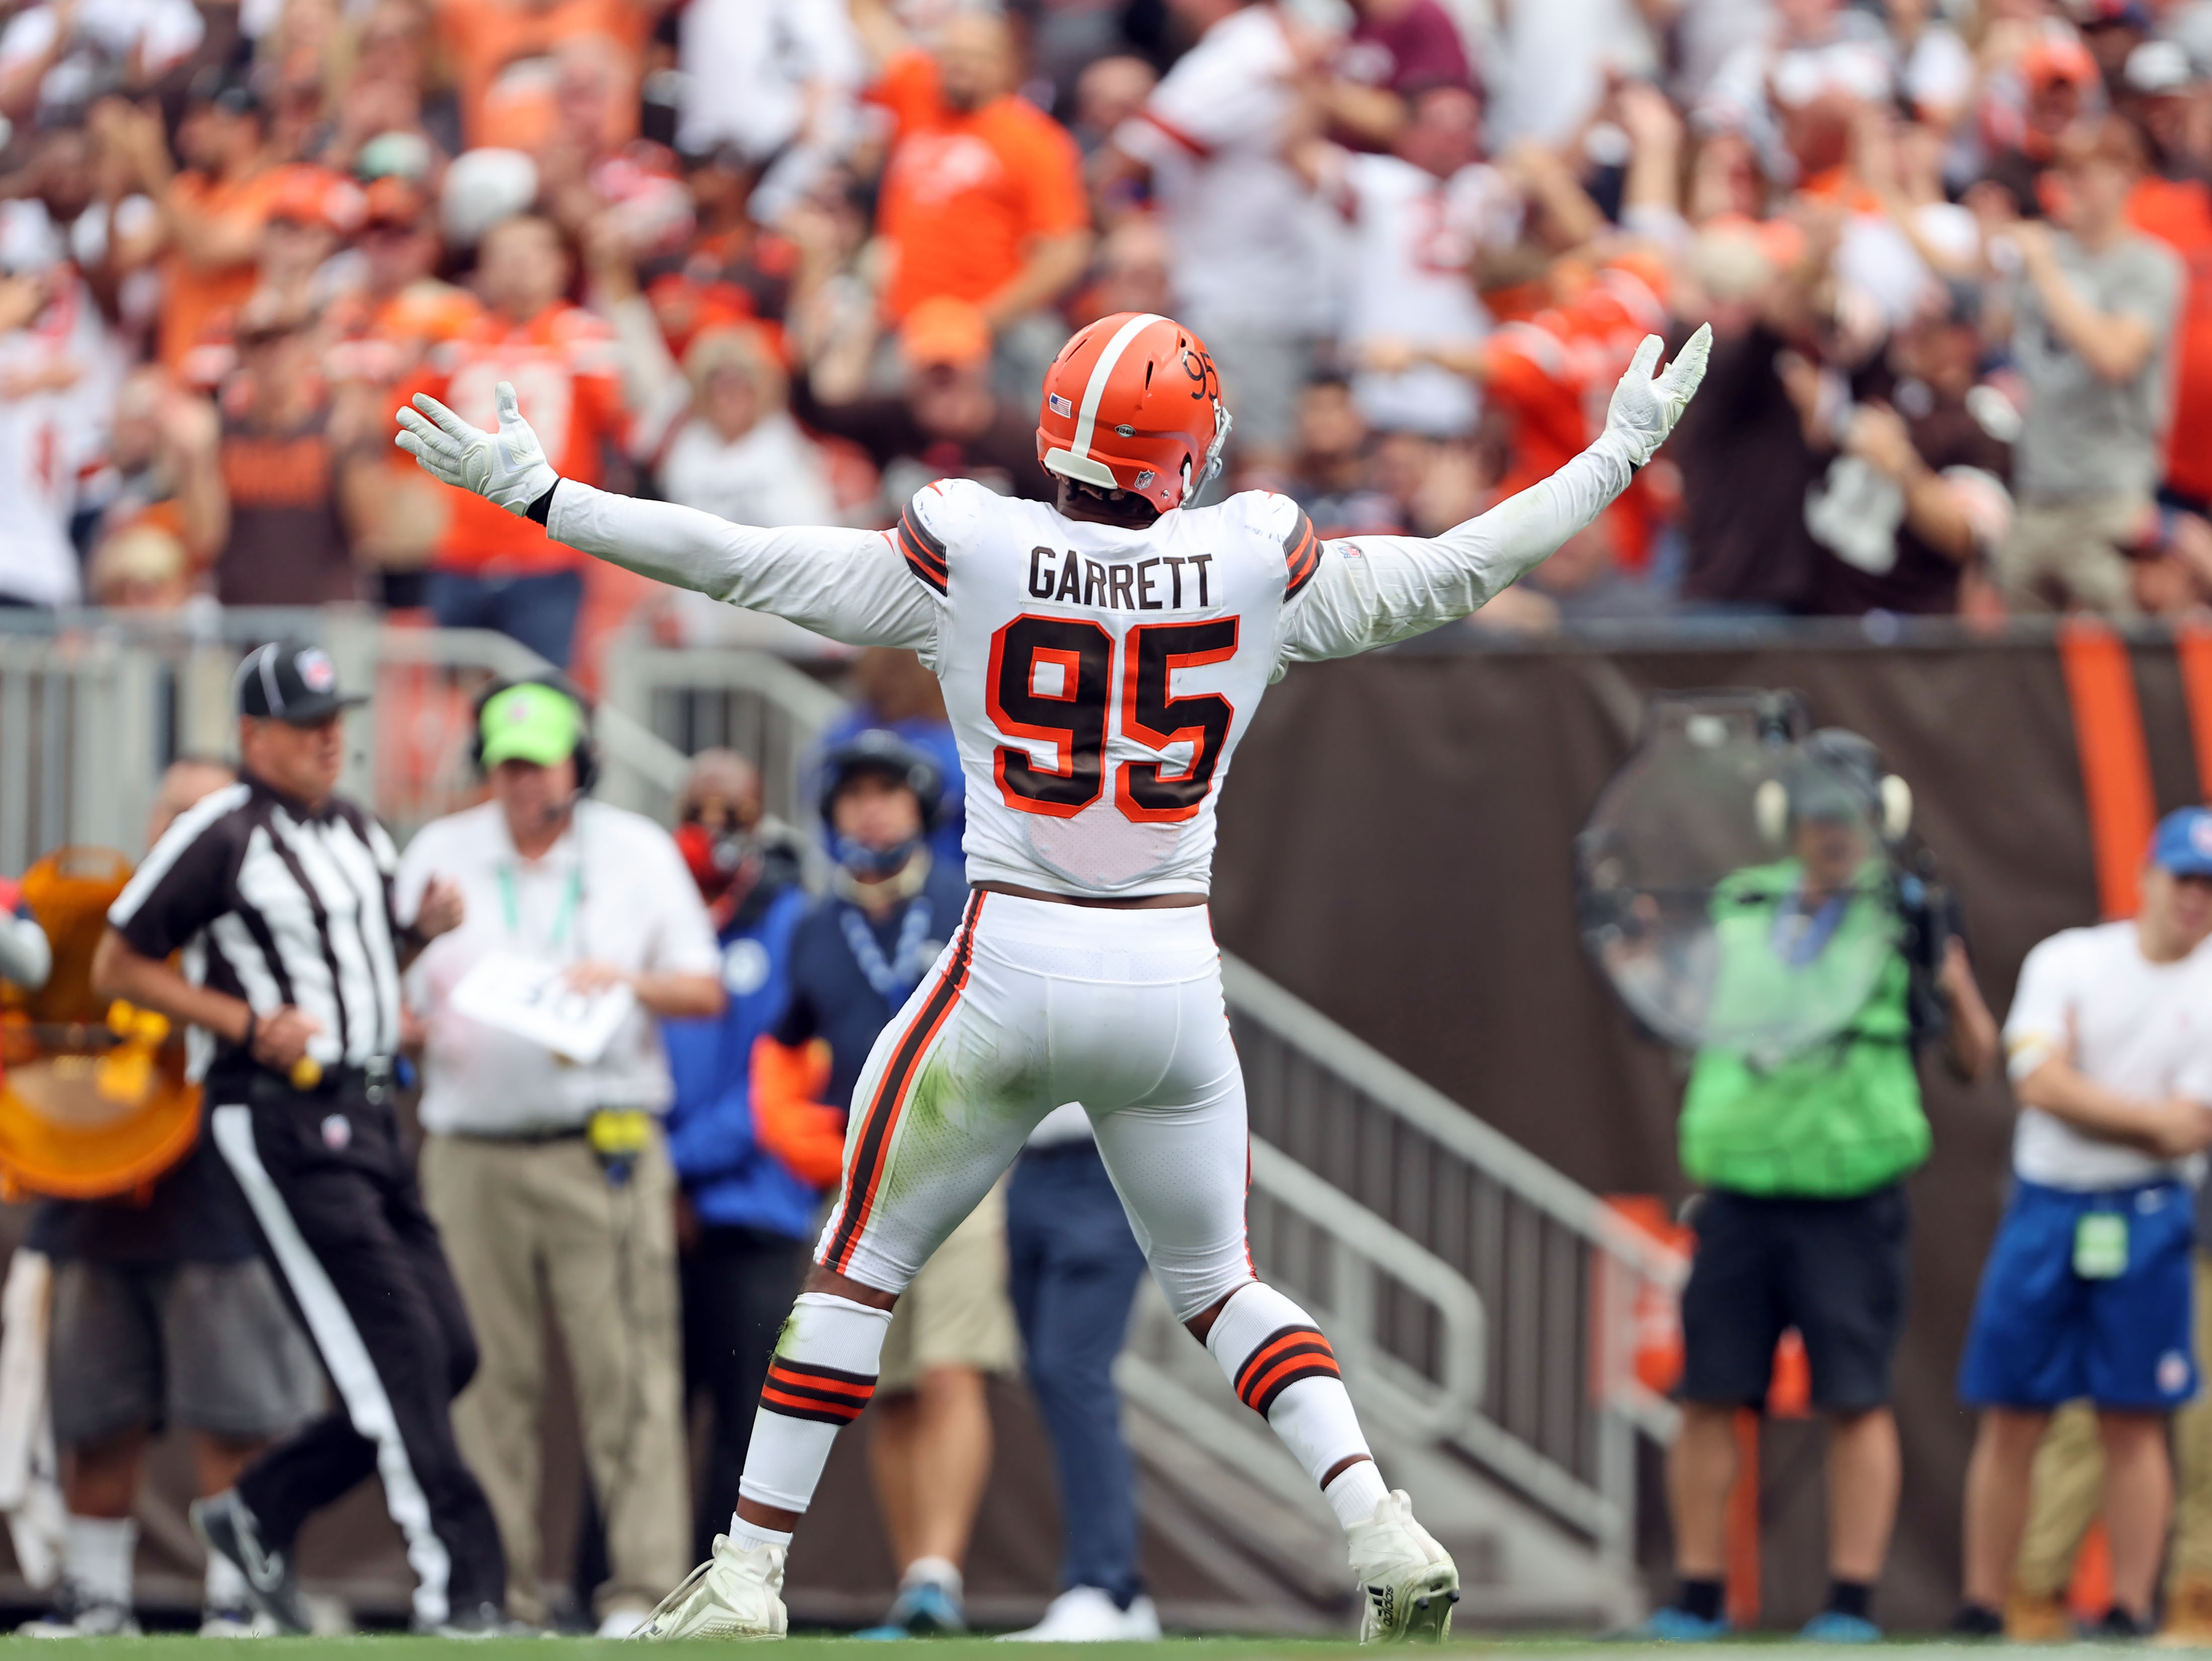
[479,682,583,769]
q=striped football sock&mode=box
[736,1293,892,1515]
[1204,1282,1379,1502]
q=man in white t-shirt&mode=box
[1953,808,2212,1637]
[396,677,724,1635]
[1292,84,1504,439]
[1104,0,1335,478]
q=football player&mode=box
[396,310,1710,1642]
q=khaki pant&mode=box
[420,1127,690,1625]
[877,1176,1018,1395]
[1990,496,2149,616]
[2015,1251,2212,1594]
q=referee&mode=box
[88,640,509,1636]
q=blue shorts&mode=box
[1958,1177,2197,1411]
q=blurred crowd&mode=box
[0,0,2207,653]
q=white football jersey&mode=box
[547,425,1641,898]
[898,478,1317,896]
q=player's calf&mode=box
[639,1291,894,1641]
[1201,1282,1461,1643]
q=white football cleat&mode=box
[1347,1490,1460,1643]
[632,1536,788,1641]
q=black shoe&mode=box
[1950,1604,2005,1637]
[190,1490,312,1635]
[420,1600,533,1638]
[2093,1607,2150,1640]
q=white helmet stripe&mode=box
[1068,312,1167,461]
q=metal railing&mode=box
[1222,956,1686,1564]
[600,645,848,830]
[0,611,758,858]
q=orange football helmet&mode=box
[1035,312,1231,513]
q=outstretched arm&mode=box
[395,383,938,652]
[1279,327,1709,663]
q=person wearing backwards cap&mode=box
[1954,808,2212,1637]
[395,674,723,1636]
[86,639,503,1634]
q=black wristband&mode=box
[240,1009,257,1055]
[526,479,562,525]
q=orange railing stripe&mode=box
[2058,619,2157,919]
[2175,620,2212,804]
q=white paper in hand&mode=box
[449,951,636,1065]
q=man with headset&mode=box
[750,730,1017,1636]
[395,675,724,1635]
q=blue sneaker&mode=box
[1800,1610,1883,1643]
[856,1579,966,1640]
[1627,1607,1734,1641]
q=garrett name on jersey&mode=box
[1026,546,1218,611]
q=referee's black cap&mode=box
[236,640,368,725]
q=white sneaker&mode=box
[1346,1490,1460,1643]
[997,1587,1163,1641]
[633,1535,788,1640]
[199,1606,281,1637]
[18,1603,139,1638]
[597,1607,651,1639]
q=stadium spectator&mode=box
[0,216,96,606]
[129,73,284,374]
[1988,117,2183,614]
[324,177,482,604]
[206,294,374,606]
[1646,733,1995,1641]
[676,0,863,217]
[2008,1238,2212,1646]
[397,675,721,1635]
[999,1105,1159,1641]
[16,758,320,1640]
[659,749,817,1563]
[860,5,1092,399]
[437,0,652,154]
[1294,84,1498,439]
[1800,283,2016,616]
[1103,0,1334,482]
[751,731,1014,1638]
[0,0,203,127]
[88,518,193,607]
[1955,809,2212,1637]
[1666,224,1833,615]
[646,324,843,654]
[408,213,626,666]
[818,649,967,871]
[794,295,1050,515]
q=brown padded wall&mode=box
[1210,636,2196,1631]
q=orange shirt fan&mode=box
[0,848,201,1202]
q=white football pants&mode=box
[815,890,1253,1320]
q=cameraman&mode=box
[1646,731,1997,1641]
[1954,810,2212,1638]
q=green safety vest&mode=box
[1678,859,1932,1199]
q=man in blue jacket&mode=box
[662,750,818,1563]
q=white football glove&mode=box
[1604,323,1713,468]
[394,380,558,516]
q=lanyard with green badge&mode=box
[497,863,584,958]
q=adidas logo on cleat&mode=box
[1367,1585,1394,1625]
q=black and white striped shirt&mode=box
[108,775,405,1086]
